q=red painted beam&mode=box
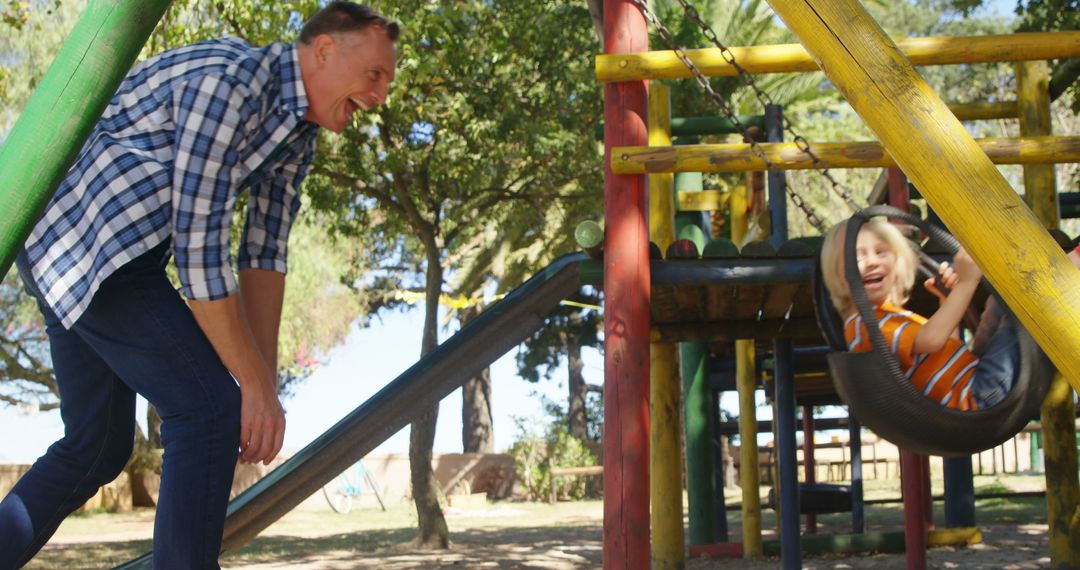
[602,1,650,568]
[900,450,928,570]
[689,542,745,558]
[887,167,909,209]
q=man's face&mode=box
[304,27,397,133]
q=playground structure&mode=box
[1,1,1080,570]
[597,1,1080,569]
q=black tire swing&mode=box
[811,205,1054,457]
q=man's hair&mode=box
[821,217,917,316]
[299,2,400,44]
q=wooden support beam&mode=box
[950,101,1018,121]
[647,83,685,570]
[597,31,1080,82]
[612,136,1080,174]
[602,1,650,567]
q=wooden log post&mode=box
[602,1,650,567]
[647,83,685,570]
[731,187,763,557]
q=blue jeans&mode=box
[971,306,1020,409]
[0,242,240,569]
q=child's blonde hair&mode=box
[821,217,917,316]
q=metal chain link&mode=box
[628,0,826,232]
[672,0,860,213]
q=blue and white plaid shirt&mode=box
[24,37,320,328]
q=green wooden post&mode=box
[675,157,717,547]
[0,0,172,278]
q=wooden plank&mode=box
[596,31,1080,82]
[611,136,1080,174]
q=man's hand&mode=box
[238,371,286,464]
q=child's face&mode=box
[855,228,897,306]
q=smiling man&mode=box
[0,3,398,569]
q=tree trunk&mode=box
[566,322,589,441]
[409,248,449,548]
[462,369,494,453]
[461,306,494,453]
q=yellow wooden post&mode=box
[1018,59,1080,567]
[766,0,1080,387]
[648,83,685,570]
[730,186,763,557]
[1018,61,1060,226]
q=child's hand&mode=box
[953,247,983,284]
[923,260,957,302]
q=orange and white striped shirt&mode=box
[844,303,979,410]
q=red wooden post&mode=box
[900,450,927,570]
[887,167,909,209]
[921,455,934,531]
[602,1,650,568]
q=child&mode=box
[820,217,1018,411]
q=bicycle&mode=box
[322,461,386,514]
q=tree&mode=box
[304,0,602,547]
[515,293,603,442]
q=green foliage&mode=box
[304,0,603,304]
[276,212,368,397]
[515,294,601,383]
[508,417,598,502]
[0,0,81,137]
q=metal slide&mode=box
[115,253,586,568]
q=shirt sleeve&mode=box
[170,73,254,301]
[236,135,314,273]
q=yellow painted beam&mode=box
[729,187,762,557]
[1018,63,1060,226]
[612,136,1080,174]
[648,85,677,251]
[597,31,1080,82]
[766,0,1080,389]
[677,189,731,212]
[1019,60,1080,567]
[1041,378,1080,567]
[950,101,1018,121]
[926,527,982,547]
[647,83,685,570]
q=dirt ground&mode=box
[28,497,1057,569]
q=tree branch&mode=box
[312,167,410,218]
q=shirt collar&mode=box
[278,43,309,118]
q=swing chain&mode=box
[671,0,861,213]
[629,0,827,233]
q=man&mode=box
[0,3,397,568]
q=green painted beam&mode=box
[0,0,172,279]
[594,115,766,140]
